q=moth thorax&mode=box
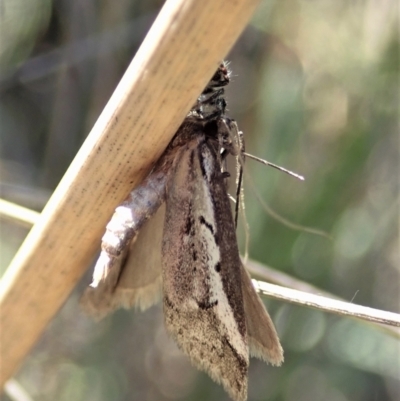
[197,91,227,121]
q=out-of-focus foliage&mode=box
[0,1,398,401]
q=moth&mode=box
[81,62,284,401]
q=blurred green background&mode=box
[0,0,398,400]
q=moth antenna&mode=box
[243,152,305,181]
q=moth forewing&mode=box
[162,133,249,401]
[110,204,164,311]
[81,206,164,318]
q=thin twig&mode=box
[246,259,400,338]
[252,280,400,328]
[246,259,337,298]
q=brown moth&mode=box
[81,62,283,401]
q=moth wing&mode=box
[81,204,164,319]
[114,204,164,310]
[240,264,284,365]
[162,140,248,401]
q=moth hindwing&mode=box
[81,62,284,401]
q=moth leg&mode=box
[217,117,242,156]
[217,117,245,228]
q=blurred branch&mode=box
[0,183,51,210]
[3,379,34,401]
[0,14,155,90]
[0,0,263,387]
[0,199,40,227]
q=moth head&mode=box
[206,61,231,91]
